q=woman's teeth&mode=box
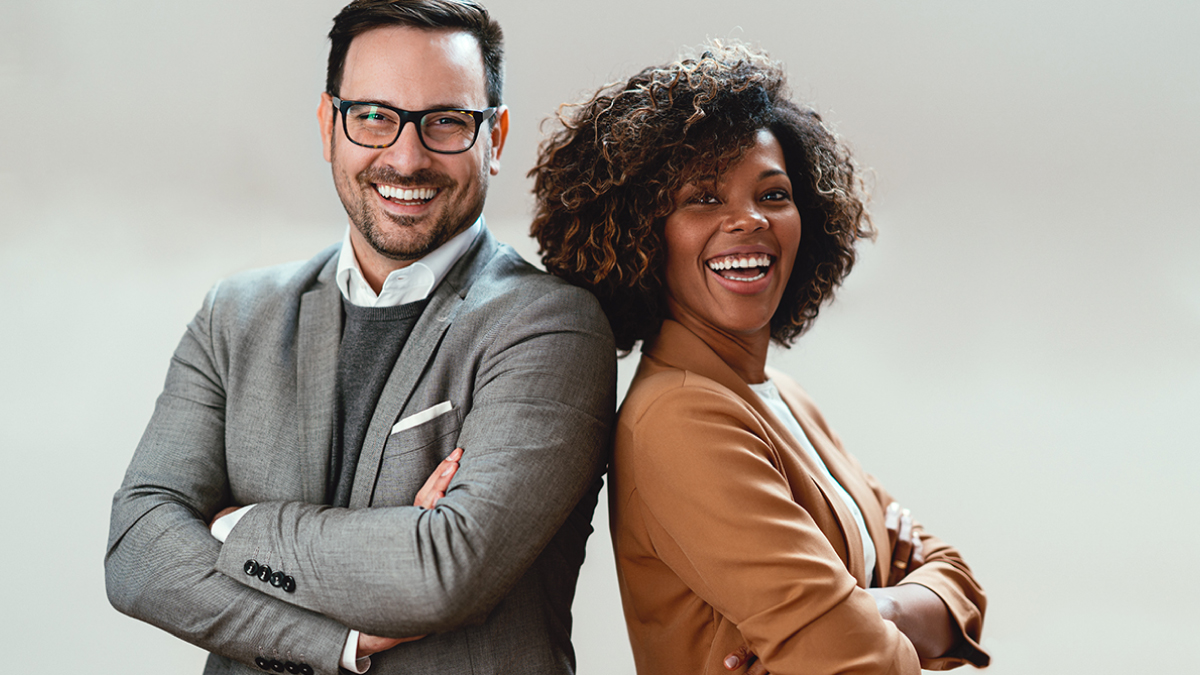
[707,254,773,282]
[376,185,437,202]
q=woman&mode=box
[531,43,989,674]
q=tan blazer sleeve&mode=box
[795,394,990,670]
[626,380,920,675]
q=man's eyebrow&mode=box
[344,97,478,111]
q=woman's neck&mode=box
[669,313,771,385]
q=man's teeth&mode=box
[707,255,772,271]
[376,185,437,201]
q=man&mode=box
[105,2,615,673]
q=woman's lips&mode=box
[706,253,775,282]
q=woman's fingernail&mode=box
[441,466,455,477]
[724,655,739,669]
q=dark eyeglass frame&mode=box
[331,96,498,154]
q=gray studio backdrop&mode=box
[2,1,1198,673]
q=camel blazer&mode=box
[106,229,616,675]
[609,320,988,675]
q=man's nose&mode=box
[378,121,433,173]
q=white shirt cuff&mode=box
[210,504,256,542]
[341,630,371,673]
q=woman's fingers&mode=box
[889,507,915,584]
[885,502,901,550]
[413,448,463,509]
[724,646,770,674]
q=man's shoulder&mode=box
[469,242,608,323]
[215,243,339,302]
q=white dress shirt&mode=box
[211,217,483,672]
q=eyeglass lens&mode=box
[344,104,480,152]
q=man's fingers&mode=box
[413,448,463,509]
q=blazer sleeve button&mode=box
[254,656,271,670]
[299,664,314,675]
[257,564,273,583]
[244,560,260,577]
[282,575,296,593]
[284,661,299,673]
[270,659,285,672]
[270,571,285,588]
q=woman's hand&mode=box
[724,645,769,674]
[356,449,464,659]
[884,502,924,585]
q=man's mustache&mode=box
[361,167,453,188]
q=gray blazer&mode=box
[106,228,616,675]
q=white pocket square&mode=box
[391,401,453,434]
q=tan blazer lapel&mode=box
[295,253,342,504]
[773,377,889,587]
[348,230,498,508]
[644,321,870,584]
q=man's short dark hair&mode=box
[327,0,504,108]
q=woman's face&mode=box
[662,129,802,339]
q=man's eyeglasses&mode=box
[331,96,498,154]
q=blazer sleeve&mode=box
[211,284,616,636]
[626,382,921,675]
[798,398,990,670]
[105,282,351,675]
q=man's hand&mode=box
[357,449,464,658]
[210,506,240,530]
[414,448,462,509]
[356,632,426,658]
[884,502,925,585]
[723,645,769,674]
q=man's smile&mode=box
[374,184,439,205]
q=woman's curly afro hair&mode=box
[530,41,874,353]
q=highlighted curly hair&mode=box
[530,41,874,353]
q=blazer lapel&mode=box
[773,378,888,588]
[348,229,499,508]
[644,320,871,585]
[296,253,343,504]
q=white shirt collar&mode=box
[336,217,482,307]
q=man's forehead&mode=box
[342,25,486,94]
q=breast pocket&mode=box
[372,406,464,506]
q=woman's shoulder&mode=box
[620,359,754,426]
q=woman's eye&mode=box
[762,189,791,202]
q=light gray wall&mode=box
[2,1,1197,672]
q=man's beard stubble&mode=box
[339,162,488,264]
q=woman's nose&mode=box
[723,204,769,233]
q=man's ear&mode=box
[319,93,336,163]
[488,106,509,176]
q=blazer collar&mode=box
[643,319,878,586]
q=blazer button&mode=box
[270,659,285,672]
[282,575,296,593]
[255,656,270,670]
[257,564,273,583]
[284,662,299,674]
[270,571,285,588]
[244,559,260,577]
[299,664,313,675]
